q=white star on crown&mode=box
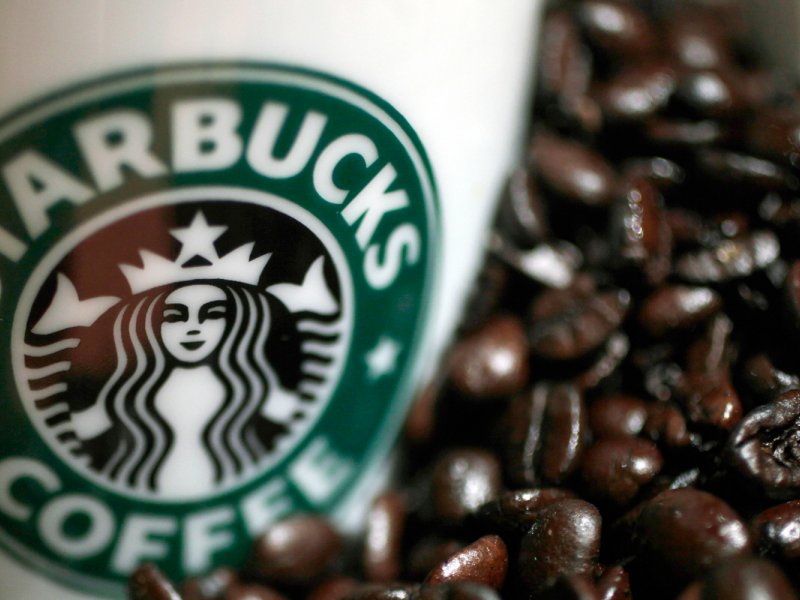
[120,211,271,294]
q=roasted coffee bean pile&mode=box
[130,1,800,598]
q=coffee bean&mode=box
[448,315,529,400]
[675,230,780,283]
[574,333,629,391]
[424,535,507,589]
[529,131,617,207]
[674,70,747,118]
[728,390,800,499]
[752,500,800,563]
[681,371,742,431]
[544,575,600,600]
[644,118,726,147]
[632,489,751,587]
[695,149,796,192]
[610,176,672,286]
[538,8,593,107]
[697,558,798,600]
[224,584,286,600]
[784,260,800,334]
[748,107,800,165]
[474,487,576,537]
[576,0,657,58]
[518,499,602,594]
[249,515,341,584]
[665,9,733,70]
[638,286,721,337]
[623,157,685,190]
[408,539,465,581]
[580,437,663,507]
[595,62,678,121]
[363,492,406,583]
[307,577,359,600]
[528,275,630,361]
[182,568,238,600]
[595,564,631,600]
[502,382,588,487]
[684,314,735,376]
[743,355,800,403]
[494,167,548,249]
[418,582,501,600]
[344,583,420,600]
[431,449,502,523]
[643,402,693,448]
[589,394,647,438]
[129,564,182,600]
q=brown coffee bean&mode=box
[784,260,800,333]
[224,584,286,600]
[182,568,238,600]
[249,515,341,584]
[538,9,593,107]
[595,565,631,600]
[748,107,800,165]
[431,449,502,522]
[684,314,735,376]
[638,286,721,337]
[408,539,464,581]
[448,315,528,400]
[424,535,507,590]
[743,355,800,402]
[681,372,742,431]
[418,582,501,600]
[129,563,182,600]
[643,402,693,448]
[644,118,726,147]
[752,500,800,562]
[528,275,630,361]
[494,167,548,249]
[611,176,672,286]
[474,487,576,536]
[503,382,588,487]
[544,575,600,600]
[574,333,629,391]
[728,390,800,499]
[589,394,647,438]
[581,437,663,507]
[623,157,685,190]
[576,0,657,57]
[665,9,733,70]
[307,577,359,600]
[699,558,798,600]
[363,492,406,583]
[518,499,602,594]
[344,583,420,600]
[632,489,751,586]
[529,131,617,207]
[696,149,796,192]
[595,62,678,121]
[674,70,747,118]
[675,230,780,283]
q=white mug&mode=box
[0,1,541,597]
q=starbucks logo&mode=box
[16,193,352,500]
[0,63,436,593]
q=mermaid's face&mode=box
[161,285,227,364]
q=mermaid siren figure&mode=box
[22,209,346,500]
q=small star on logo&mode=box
[170,212,227,265]
[365,336,401,380]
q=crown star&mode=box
[120,210,270,294]
[171,212,227,265]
